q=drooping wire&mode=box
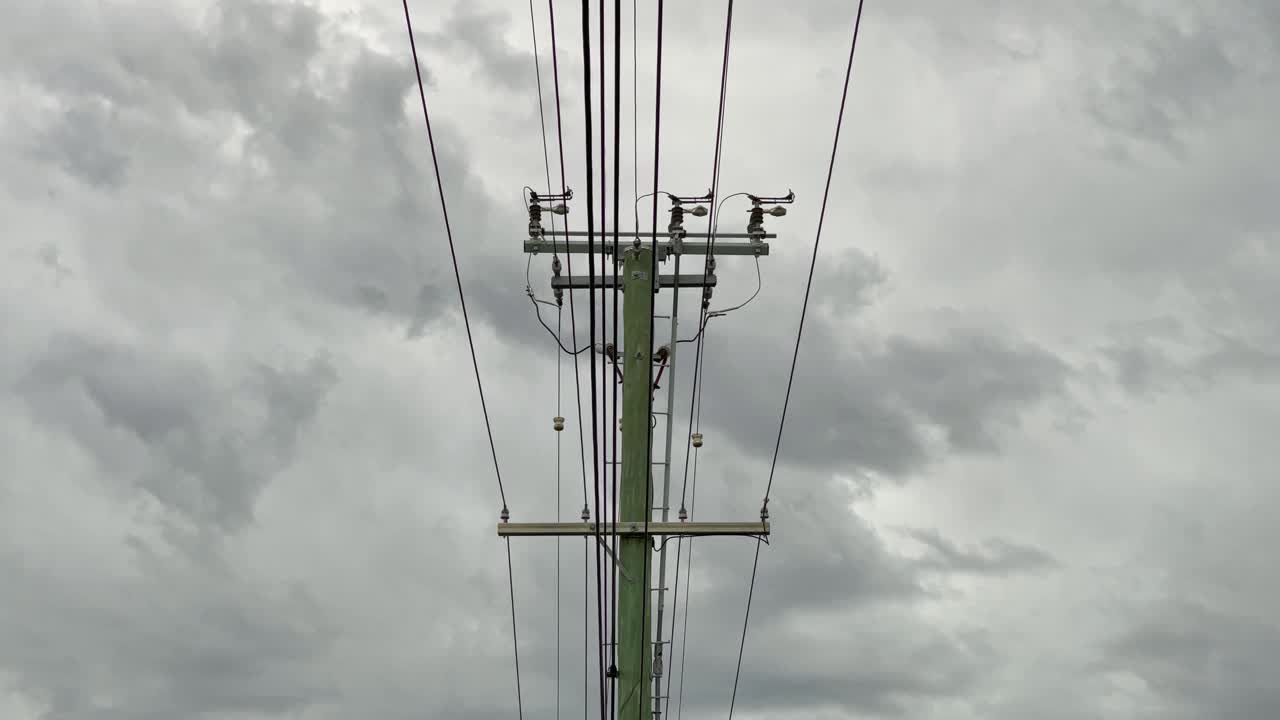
[398,7,522,714]
[727,4,868,718]
[675,192,757,347]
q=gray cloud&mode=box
[2,0,1280,718]
[16,333,337,532]
[1108,600,1280,719]
[697,314,1069,477]
[902,528,1055,576]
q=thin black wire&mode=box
[400,7,523,713]
[546,0,591,516]
[763,0,865,503]
[543,6,593,716]
[578,4,609,720]
[505,539,525,720]
[399,0,507,510]
[666,320,708,720]
[526,4,562,713]
[728,4,867,718]
[557,307,564,720]
[696,0,736,296]
[631,0,640,237]
[608,0,623,714]
[638,0,663,714]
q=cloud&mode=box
[902,528,1055,576]
[1,0,1279,719]
[697,315,1070,478]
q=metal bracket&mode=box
[497,521,769,538]
[550,273,718,291]
[525,238,770,259]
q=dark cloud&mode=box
[1,0,1279,718]
[697,314,1069,477]
[0,534,335,719]
[902,528,1055,576]
[16,333,337,532]
[424,3,535,91]
[1108,600,1280,719]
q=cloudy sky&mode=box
[3,0,1279,718]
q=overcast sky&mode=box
[3,0,1279,718]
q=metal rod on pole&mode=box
[651,248,681,717]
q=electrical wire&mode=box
[544,0,591,515]
[578,4,609,719]
[696,0,736,297]
[399,0,508,515]
[666,313,709,720]
[396,7,521,715]
[728,4,868,718]
[540,3,595,716]
[631,0,640,237]
[524,2,565,714]
[608,1,623,714]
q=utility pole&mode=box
[505,188,793,720]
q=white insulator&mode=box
[553,416,565,432]
[691,432,703,448]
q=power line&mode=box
[398,0,507,511]
[524,1,565,714]
[696,0,736,296]
[728,4,868,717]
[545,0,591,513]
[608,0,623,713]
[399,3,528,714]
[667,315,709,720]
[577,5,610,719]
[542,7,598,713]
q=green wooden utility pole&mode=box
[504,189,790,720]
[618,244,655,720]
